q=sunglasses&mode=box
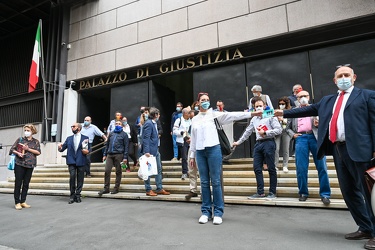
[197,92,209,100]
[336,64,351,69]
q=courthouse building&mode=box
[1,0,375,171]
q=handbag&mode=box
[364,158,375,193]
[7,154,15,170]
[137,155,158,180]
[214,118,232,156]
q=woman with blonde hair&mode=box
[9,124,41,210]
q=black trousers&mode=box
[14,164,34,204]
[333,142,375,235]
[177,142,189,174]
[85,143,92,175]
[69,164,85,199]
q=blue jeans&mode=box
[253,140,277,195]
[295,134,330,198]
[144,152,163,192]
[196,145,223,218]
[172,134,178,158]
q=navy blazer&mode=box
[59,133,89,166]
[141,119,159,156]
[283,87,375,162]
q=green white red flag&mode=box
[28,22,41,93]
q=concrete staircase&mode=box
[0,157,347,209]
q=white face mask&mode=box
[24,131,32,137]
[279,104,285,110]
[255,107,263,111]
[299,97,309,105]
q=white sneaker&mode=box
[283,167,289,173]
[213,216,222,225]
[199,215,209,224]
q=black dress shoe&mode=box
[75,197,82,203]
[111,189,119,194]
[365,237,375,249]
[68,199,74,204]
[98,189,110,196]
[345,230,372,240]
[299,195,307,201]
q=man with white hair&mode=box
[288,84,303,107]
[248,85,273,110]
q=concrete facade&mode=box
[67,0,375,80]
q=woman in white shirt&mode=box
[189,92,260,225]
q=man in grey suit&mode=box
[275,65,375,250]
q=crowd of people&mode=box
[8,64,375,249]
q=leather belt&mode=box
[256,138,274,143]
[298,131,313,134]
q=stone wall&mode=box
[67,0,375,80]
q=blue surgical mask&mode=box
[155,117,159,122]
[201,101,210,110]
[84,121,90,126]
[114,125,123,133]
[122,121,127,126]
[144,114,148,120]
[176,107,181,112]
[337,77,352,90]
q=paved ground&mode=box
[0,193,367,250]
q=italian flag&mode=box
[28,22,41,93]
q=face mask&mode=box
[279,104,285,110]
[155,117,159,122]
[84,121,90,126]
[253,92,259,97]
[255,107,263,111]
[299,97,309,105]
[201,101,210,110]
[122,121,127,126]
[176,107,181,112]
[72,128,79,134]
[144,114,148,120]
[114,125,123,132]
[337,77,352,90]
[24,131,32,137]
[194,106,199,111]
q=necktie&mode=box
[329,91,345,143]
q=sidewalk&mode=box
[0,194,364,250]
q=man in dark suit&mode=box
[142,107,170,196]
[275,65,375,250]
[58,123,89,204]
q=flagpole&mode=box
[39,19,49,141]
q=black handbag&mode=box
[214,118,231,156]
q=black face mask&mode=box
[72,128,79,134]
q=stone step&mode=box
[21,176,340,187]
[0,188,346,209]
[29,169,340,179]
[0,181,343,199]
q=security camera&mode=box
[61,42,66,46]
[67,44,71,50]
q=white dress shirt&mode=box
[74,133,81,152]
[189,108,253,158]
[329,86,354,142]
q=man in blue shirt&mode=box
[81,116,107,177]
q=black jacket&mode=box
[104,130,129,160]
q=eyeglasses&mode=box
[336,64,351,69]
[297,95,309,98]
